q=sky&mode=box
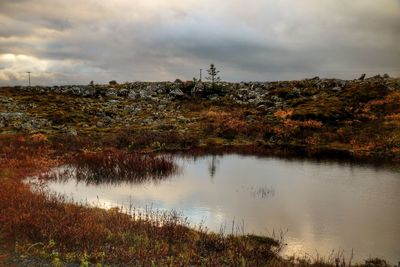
[0,0,399,85]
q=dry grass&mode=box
[43,149,178,185]
[0,134,284,266]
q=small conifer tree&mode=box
[206,64,220,90]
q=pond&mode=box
[40,154,400,264]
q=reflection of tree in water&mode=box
[208,155,221,180]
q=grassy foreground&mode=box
[0,135,285,266]
[0,135,395,266]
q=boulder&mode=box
[96,121,105,128]
[208,94,219,101]
[66,127,78,136]
[169,88,185,98]
[81,86,97,97]
[191,82,205,97]
[138,89,152,99]
[21,122,33,131]
[117,89,129,97]
[105,89,118,98]
[0,112,24,120]
[128,91,137,99]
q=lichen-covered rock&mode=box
[170,88,185,98]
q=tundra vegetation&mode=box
[0,75,399,266]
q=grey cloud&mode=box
[0,0,399,85]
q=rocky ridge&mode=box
[1,75,399,160]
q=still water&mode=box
[43,155,400,263]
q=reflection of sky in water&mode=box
[43,155,400,264]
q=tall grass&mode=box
[42,149,178,185]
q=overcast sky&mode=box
[0,0,399,85]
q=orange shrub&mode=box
[385,113,400,121]
[274,109,294,119]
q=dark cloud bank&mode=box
[0,0,399,85]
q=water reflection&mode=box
[208,155,220,180]
[42,151,179,185]
[41,155,400,264]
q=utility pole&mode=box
[199,69,202,81]
[26,72,31,86]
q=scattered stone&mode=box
[21,122,33,131]
[128,91,137,99]
[117,89,129,97]
[66,127,78,136]
[208,94,219,101]
[170,88,185,98]
[0,112,24,120]
[105,89,118,98]
[81,86,96,97]
[191,82,205,97]
[138,89,152,99]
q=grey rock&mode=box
[248,90,259,99]
[66,127,78,136]
[117,89,129,97]
[248,97,264,105]
[358,74,366,80]
[81,86,96,97]
[96,121,105,128]
[156,84,167,94]
[105,89,117,98]
[138,89,152,99]
[292,87,301,95]
[0,112,24,120]
[191,82,205,97]
[271,95,281,102]
[128,91,137,99]
[21,122,33,131]
[208,94,219,101]
[257,105,265,110]
[170,88,185,97]
[332,86,342,92]
[70,86,82,95]
[239,88,249,95]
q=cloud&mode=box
[0,0,399,85]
